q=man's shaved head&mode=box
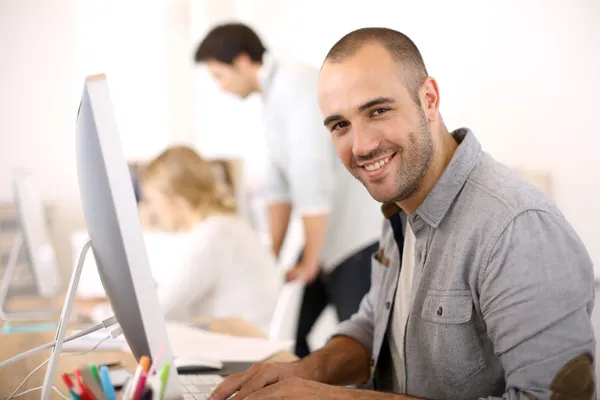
[318,27,442,206]
[324,27,428,103]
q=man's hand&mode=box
[244,377,345,399]
[208,362,302,400]
[209,337,373,400]
[285,260,320,283]
[212,375,420,400]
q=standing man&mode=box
[194,23,382,356]
[208,27,596,400]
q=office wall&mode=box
[192,0,600,277]
[78,0,171,161]
[0,0,81,279]
[0,0,195,284]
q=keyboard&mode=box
[180,374,224,399]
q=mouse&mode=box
[174,357,224,373]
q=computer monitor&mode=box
[0,172,62,322]
[12,171,61,298]
[73,74,180,394]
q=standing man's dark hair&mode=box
[194,23,266,64]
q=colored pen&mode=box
[89,363,101,387]
[128,355,150,399]
[75,370,97,400]
[140,387,153,400]
[99,365,117,400]
[67,362,123,379]
[133,356,151,400]
[77,366,106,400]
[61,373,82,400]
[158,363,170,400]
[121,378,132,400]
[148,342,166,377]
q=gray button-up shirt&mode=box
[335,128,596,399]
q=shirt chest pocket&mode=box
[417,292,486,387]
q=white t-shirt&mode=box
[156,214,282,333]
[389,221,416,392]
[258,54,382,272]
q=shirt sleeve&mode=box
[265,156,291,204]
[478,209,596,399]
[156,225,220,321]
[283,95,334,216]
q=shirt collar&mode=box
[380,128,481,228]
[258,52,277,95]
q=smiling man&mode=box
[208,27,596,400]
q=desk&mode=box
[0,298,297,399]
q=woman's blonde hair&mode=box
[141,146,236,216]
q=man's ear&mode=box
[420,77,441,123]
[233,52,252,68]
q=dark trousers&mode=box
[294,241,378,358]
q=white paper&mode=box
[62,330,128,351]
[62,323,293,362]
[166,323,294,362]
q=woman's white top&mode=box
[156,215,282,333]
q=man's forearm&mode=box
[340,388,420,400]
[268,202,292,257]
[300,214,328,268]
[295,336,371,386]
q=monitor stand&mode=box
[0,233,58,321]
[40,239,92,400]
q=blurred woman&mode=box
[140,145,281,333]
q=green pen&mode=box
[89,363,101,387]
[158,363,170,400]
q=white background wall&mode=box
[0,0,195,281]
[1,0,599,312]
[0,0,81,276]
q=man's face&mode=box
[205,60,254,99]
[318,43,435,204]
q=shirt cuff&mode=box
[295,205,332,217]
[265,194,291,204]
[331,319,374,357]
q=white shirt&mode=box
[258,54,382,271]
[157,215,282,333]
[389,221,416,392]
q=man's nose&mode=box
[352,124,380,157]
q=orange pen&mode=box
[128,355,150,399]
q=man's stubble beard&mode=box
[353,110,434,204]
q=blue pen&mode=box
[99,365,117,400]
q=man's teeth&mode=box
[364,157,390,171]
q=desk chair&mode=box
[268,281,304,342]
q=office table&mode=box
[0,297,297,399]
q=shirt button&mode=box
[437,306,443,316]
[385,301,391,310]
[370,359,375,367]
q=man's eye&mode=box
[371,108,389,116]
[332,121,350,132]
